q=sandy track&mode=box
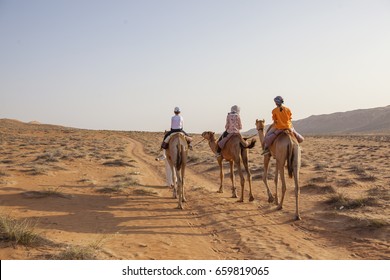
[123,137,352,259]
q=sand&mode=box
[0,120,388,259]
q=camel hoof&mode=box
[295,215,301,221]
[217,190,223,193]
[238,199,244,203]
[231,194,238,198]
[182,198,187,202]
[276,205,283,211]
[249,196,254,202]
[176,205,184,210]
[268,196,274,203]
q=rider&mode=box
[158,106,191,152]
[262,96,304,155]
[216,105,243,157]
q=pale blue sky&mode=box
[1,0,389,133]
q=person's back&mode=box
[156,106,192,159]
[262,96,303,155]
[225,112,242,133]
[171,113,183,130]
[272,104,292,130]
[215,105,243,157]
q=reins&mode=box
[192,138,206,147]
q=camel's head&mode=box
[255,119,266,131]
[201,131,215,140]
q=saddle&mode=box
[283,129,299,145]
[163,132,192,149]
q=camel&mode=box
[166,133,188,209]
[201,131,256,202]
[255,119,301,220]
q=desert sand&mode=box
[0,119,389,259]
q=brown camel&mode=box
[201,131,256,202]
[255,119,301,220]
[166,133,188,209]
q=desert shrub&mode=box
[54,245,97,260]
[336,178,356,187]
[26,166,48,176]
[0,214,40,245]
[103,159,133,167]
[309,176,328,183]
[314,163,328,171]
[326,193,377,209]
[22,187,71,199]
[301,184,335,194]
[96,184,125,194]
[348,165,366,175]
[357,173,377,182]
[132,188,158,196]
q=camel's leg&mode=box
[237,159,245,203]
[218,159,224,193]
[294,170,300,220]
[274,164,279,205]
[294,147,301,220]
[242,152,254,201]
[262,155,274,203]
[230,161,237,198]
[277,164,287,211]
[181,166,187,202]
[171,165,177,199]
[176,173,183,209]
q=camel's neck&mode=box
[257,129,265,146]
[208,139,218,153]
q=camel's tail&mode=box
[287,139,294,178]
[176,142,183,171]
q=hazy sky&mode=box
[1,0,389,133]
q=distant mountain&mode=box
[294,105,390,134]
[0,118,74,133]
[246,105,390,135]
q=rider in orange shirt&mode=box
[262,96,304,155]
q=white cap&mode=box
[174,107,180,113]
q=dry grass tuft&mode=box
[132,188,158,196]
[22,187,72,199]
[96,184,126,194]
[336,178,356,187]
[301,184,335,194]
[0,214,41,245]
[326,193,377,209]
[53,245,97,260]
[103,159,134,167]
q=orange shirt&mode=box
[272,106,292,129]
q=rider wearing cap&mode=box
[159,106,191,150]
[262,96,304,155]
[215,105,243,157]
[272,96,292,130]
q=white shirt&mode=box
[171,115,183,129]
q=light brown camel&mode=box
[201,131,256,202]
[166,133,188,209]
[255,119,301,220]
